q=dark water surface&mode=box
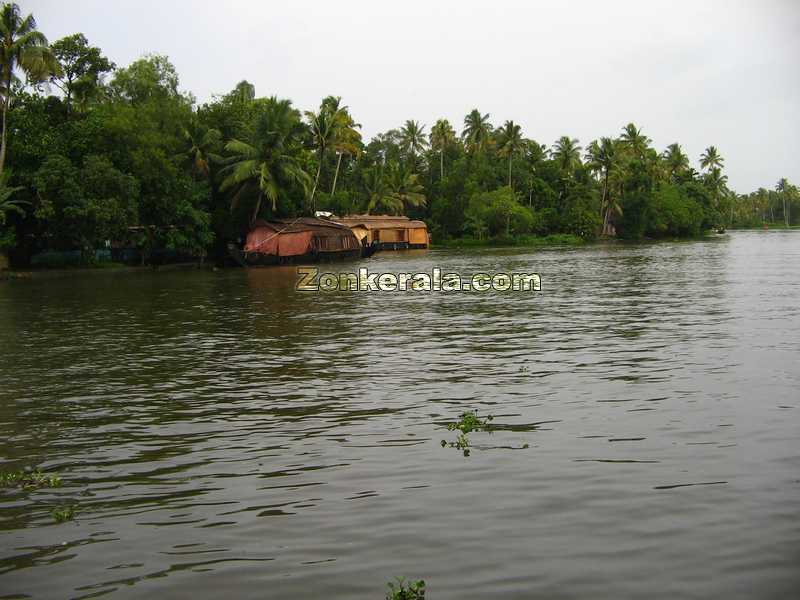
[1,231,798,599]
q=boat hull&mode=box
[229,247,368,267]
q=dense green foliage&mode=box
[0,2,797,266]
[386,578,425,600]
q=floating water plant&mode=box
[51,505,76,522]
[0,469,62,490]
[386,577,425,600]
[440,411,494,456]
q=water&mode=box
[1,231,798,599]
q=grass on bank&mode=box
[433,233,585,248]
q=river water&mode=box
[0,230,798,599]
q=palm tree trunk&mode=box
[508,156,512,188]
[784,196,788,227]
[251,193,263,225]
[309,151,323,214]
[440,149,444,180]
[0,92,10,177]
[330,152,343,196]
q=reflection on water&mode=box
[1,231,799,599]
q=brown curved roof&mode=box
[252,218,356,238]
[335,215,428,230]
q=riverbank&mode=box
[727,223,800,230]
[434,233,587,249]
[0,262,207,281]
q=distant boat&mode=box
[230,218,376,266]
[334,215,430,250]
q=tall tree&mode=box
[399,119,427,170]
[180,117,222,181]
[429,118,456,179]
[496,120,523,188]
[704,166,728,208]
[552,136,582,174]
[552,136,582,200]
[700,146,724,172]
[620,122,651,159]
[221,97,311,223]
[305,102,337,212]
[49,33,114,113]
[232,80,255,103]
[0,2,60,176]
[662,143,689,181]
[326,97,361,197]
[585,136,618,234]
[306,96,361,210]
[776,177,790,226]
[462,109,492,153]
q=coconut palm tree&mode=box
[429,118,456,179]
[399,120,428,170]
[496,120,524,188]
[363,166,398,215]
[756,187,769,222]
[221,97,311,223]
[662,143,689,182]
[385,162,426,214]
[363,162,427,216]
[324,96,361,197]
[700,146,724,172]
[552,136,582,174]
[776,177,790,226]
[0,3,61,176]
[462,109,492,153]
[523,139,548,206]
[620,123,651,159]
[180,118,222,181]
[585,136,618,233]
[704,166,728,208]
[305,103,338,212]
[552,136,582,200]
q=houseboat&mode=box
[335,215,430,250]
[230,217,373,266]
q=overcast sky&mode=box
[24,0,800,192]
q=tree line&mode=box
[0,3,797,266]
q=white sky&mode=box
[23,0,800,192]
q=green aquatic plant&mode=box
[51,505,76,522]
[441,411,494,456]
[448,410,493,434]
[386,577,425,600]
[0,469,62,489]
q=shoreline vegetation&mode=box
[0,3,798,271]
[2,225,798,278]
